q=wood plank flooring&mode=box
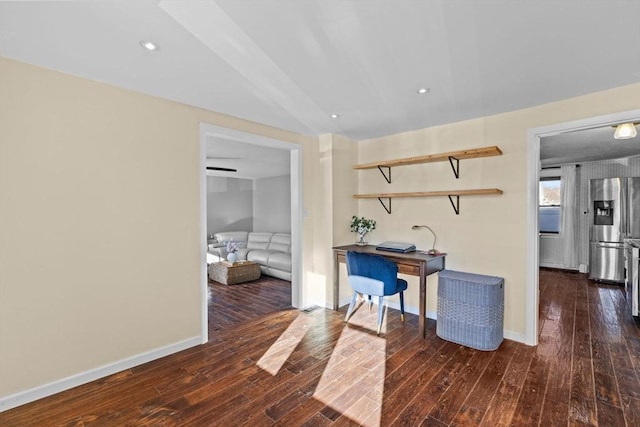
[1,269,639,426]
[207,275,292,334]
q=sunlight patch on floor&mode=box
[312,310,388,426]
[256,314,309,375]
[346,299,391,334]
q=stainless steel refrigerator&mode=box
[589,177,640,283]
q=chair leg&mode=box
[399,291,405,323]
[377,296,385,335]
[368,295,373,312]
[345,292,359,323]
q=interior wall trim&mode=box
[199,123,303,314]
[0,336,202,412]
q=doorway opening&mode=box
[198,123,303,343]
[526,108,640,345]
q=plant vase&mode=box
[356,232,368,246]
[350,216,375,247]
[227,252,238,264]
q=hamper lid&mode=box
[438,269,503,286]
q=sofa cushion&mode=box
[267,252,291,272]
[246,232,273,250]
[236,248,249,261]
[266,269,291,281]
[267,233,291,253]
[247,249,276,265]
[247,249,272,266]
[214,231,249,248]
[211,230,291,281]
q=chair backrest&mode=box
[345,251,398,296]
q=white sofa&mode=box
[208,231,292,281]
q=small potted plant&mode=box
[350,215,376,246]
[225,240,239,264]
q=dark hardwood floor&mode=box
[1,270,639,426]
[207,275,292,334]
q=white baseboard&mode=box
[539,262,566,269]
[540,262,580,272]
[503,329,527,344]
[339,295,352,308]
[0,336,202,412]
[384,300,437,320]
[326,298,527,345]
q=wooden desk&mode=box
[332,244,446,338]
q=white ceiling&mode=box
[1,0,639,176]
[541,125,640,167]
[206,137,290,180]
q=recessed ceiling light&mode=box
[417,88,430,94]
[139,40,159,51]
[330,114,340,119]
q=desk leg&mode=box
[333,252,339,310]
[419,263,426,339]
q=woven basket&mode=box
[437,270,504,351]
[208,261,261,285]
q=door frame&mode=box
[525,108,640,346]
[198,123,303,343]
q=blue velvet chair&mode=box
[345,251,408,335]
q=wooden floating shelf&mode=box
[353,145,503,181]
[353,188,503,215]
[353,188,503,198]
[353,146,502,169]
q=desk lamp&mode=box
[411,225,439,255]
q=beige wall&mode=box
[304,133,357,306]
[353,83,640,339]
[2,55,639,403]
[0,58,318,398]
[330,134,359,305]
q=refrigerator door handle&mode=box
[622,181,628,236]
[595,242,625,249]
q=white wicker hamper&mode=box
[436,270,504,351]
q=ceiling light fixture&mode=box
[139,40,159,51]
[416,88,430,94]
[330,114,340,119]
[613,122,638,140]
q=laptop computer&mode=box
[375,241,417,253]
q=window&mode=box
[539,177,561,233]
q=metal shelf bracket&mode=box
[448,156,460,179]
[377,197,392,214]
[447,195,460,215]
[377,165,392,183]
